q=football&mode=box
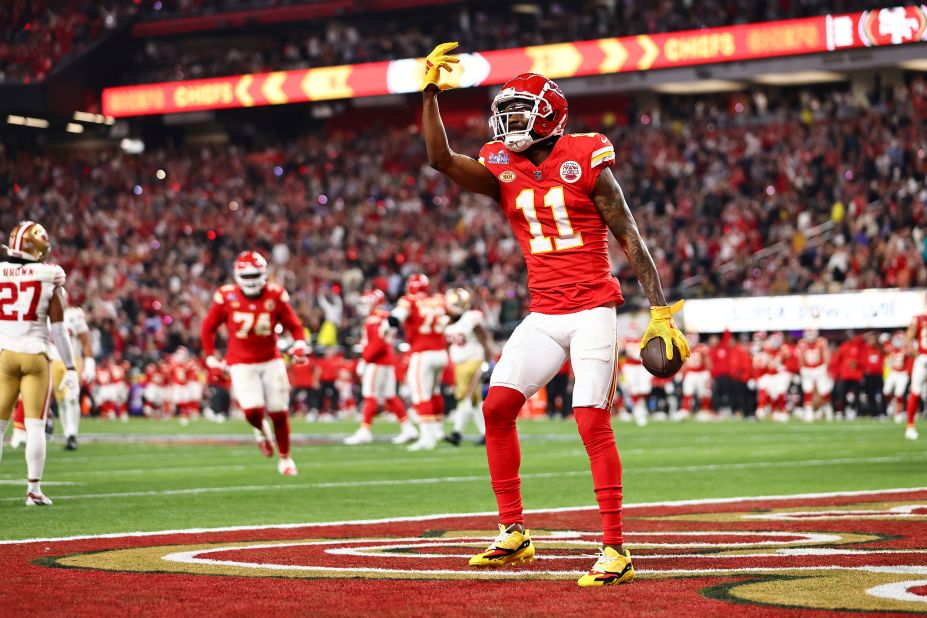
[640,337,684,378]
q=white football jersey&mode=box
[445,309,485,364]
[0,260,66,354]
[48,306,89,363]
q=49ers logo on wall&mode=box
[859,5,927,46]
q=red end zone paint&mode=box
[4,489,927,617]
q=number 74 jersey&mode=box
[479,133,623,314]
[201,282,304,365]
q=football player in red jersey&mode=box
[797,330,832,421]
[884,331,911,422]
[905,304,927,440]
[344,289,418,446]
[420,43,689,585]
[681,340,712,419]
[391,274,451,451]
[200,251,307,475]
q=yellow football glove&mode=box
[421,42,460,91]
[640,299,690,362]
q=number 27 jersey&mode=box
[479,133,623,314]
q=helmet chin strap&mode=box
[504,131,556,153]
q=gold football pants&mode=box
[0,350,51,421]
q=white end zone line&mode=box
[1,486,926,546]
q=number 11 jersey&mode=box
[479,133,623,314]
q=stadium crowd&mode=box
[0,0,133,84]
[2,77,926,366]
[125,0,901,85]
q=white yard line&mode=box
[1,486,925,545]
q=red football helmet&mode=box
[489,73,568,153]
[234,250,268,296]
[357,289,386,317]
[405,273,430,296]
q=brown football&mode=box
[640,337,684,378]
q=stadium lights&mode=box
[73,111,115,125]
[7,115,49,128]
[66,123,84,134]
[652,79,745,94]
[753,71,846,85]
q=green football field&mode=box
[3,417,926,541]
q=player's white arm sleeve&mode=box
[50,322,77,370]
[391,304,410,324]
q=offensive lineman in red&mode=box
[421,43,690,585]
[200,251,307,475]
[391,273,451,451]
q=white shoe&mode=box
[26,491,53,506]
[390,422,419,445]
[905,426,919,441]
[343,427,373,445]
[278,457,298,476]
[406,437,436,451]
[178,417,189,427]
[10,428,26,449]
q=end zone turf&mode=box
[5,488,927,616]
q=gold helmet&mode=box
[445,287,472,312]
[7,221,50,262]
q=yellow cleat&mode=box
[577,547,634,587]
[468,524,535,568]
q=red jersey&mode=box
[622,337,642,365]
[888,348,911,372]
[394,293,448,353]
[479,134,623,314]
[798,338,827,369]
[685,343,710,372]
[169,362,188,386]
[729,344,752,382]
[95,366,112,386]
[318,352,344,382]
[862,344,885,376]
[752,351,773,378]
[779,343,800,374]
[201,282,305,365]
[835,337,864,381]
[361,308,396,365]
[709,332,732,377]
[914,314,927,355]
[110,364,127,385]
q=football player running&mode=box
[442,287,494,446]
[0,222,80,505]
[201,251,307,475]
[46,299,95,450]
[343,289,418,445]
[420,43,689,586]
[391,274,451,451]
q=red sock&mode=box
[386,397,407,421]
[803,393,814,408]
[362,398,378,426]
[575,406,623,546]
[774,396,786,412]
[431,394,445,419]
[12,401,25,428]
[896,397,904,413]
[908,394,920,426]
[700,397,711,411]
[268,411,291,458]
[243,407,265,431]
[483,386,526,525]
[757,391,769,409]
[682,395,692,410]
[416,399,434,422]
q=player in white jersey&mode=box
[46,304,95,450]
[0,222,79,505]
[442,288,494,446]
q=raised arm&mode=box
[592,167,690,361]
[421,43,499,200]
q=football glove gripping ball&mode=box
[421,42,460,91]
[640,300,690,362]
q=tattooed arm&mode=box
[591,167,667,306]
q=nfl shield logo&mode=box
[534,170,542,181]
